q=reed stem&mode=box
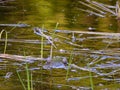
[0,29,8,54]
[40,25,44,58]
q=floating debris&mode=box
[33,27,57,48]
[78,0,119,17]
[4,72,13,79]
[0,23,30,27]
[88,27,96,31]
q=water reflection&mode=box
[0,0,118,32]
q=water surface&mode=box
[0,0,120,90]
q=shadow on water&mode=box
[0,0,120,90]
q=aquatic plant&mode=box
[33,23,59,59]
[0,22,23,54]
[50,22,59,59]
[17,51,33,90]
[66,51,74,80]
[40,25,44,59]
[17,63,33,90]
[17,70,26,90]
[87,64,94,90]
[0,29,8,54]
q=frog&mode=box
[43,56,68,69]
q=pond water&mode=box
[0,0,120,90]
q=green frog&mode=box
[43,56,68,69]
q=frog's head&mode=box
[53,56,68,64]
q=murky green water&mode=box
[0,0,120,90]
